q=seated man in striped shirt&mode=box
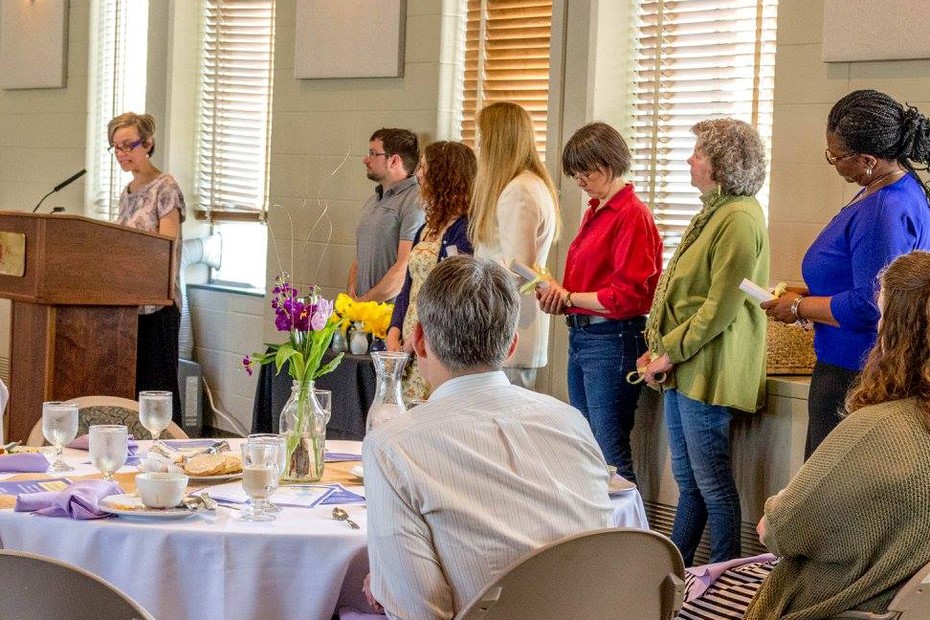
[362,256,614,620]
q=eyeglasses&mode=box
[569,171,595,183]
[108,139,143,154]
[824,148,857,165]
[367,150,390,158]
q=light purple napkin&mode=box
[337,607,385,619]
[0,453,50,473]
[14,480,124,519]
[325,452,362,462]
[67,434,138,451]
[685,552,777,601]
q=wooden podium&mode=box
[0,213,175,442]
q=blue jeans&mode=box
[567,317,645,483]
[664,389,741,565]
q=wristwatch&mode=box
[564,292,574,308]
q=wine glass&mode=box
[247,434,287,513]
[240,439,282,522]
[89,425,129,482]
[42,402,78,472]
[139,390,172,449]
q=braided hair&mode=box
[828,89,930,201]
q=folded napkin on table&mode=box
[14,480,123,519]
[67,435,138,451]
[685,552,778,601]
[325,451,362,462]
[0,453,49,473]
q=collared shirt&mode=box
[563,183,662,320]
[363,370,613,620]
[355,175,424,299]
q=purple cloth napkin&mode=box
[685,552,778,601]
[67,434,138,451]
[14,480,124,519]
[337,607,385,619]
[326,452,362,462]
[0,453,50,473]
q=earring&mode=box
[866,165,873,179]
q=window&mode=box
[85,0,149,221]
[629,0,778,261]
[459,0,553,158]
[196,0,275,289]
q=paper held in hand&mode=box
[739,278,776,302]
[510,260,551,293]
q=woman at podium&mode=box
[107,112,185,424]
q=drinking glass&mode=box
[139,390,173,448]
[240,440,282,522]
[42,402,78,472]
[313,389,332,424]
[247,434,287,513]
[89,425,129,481]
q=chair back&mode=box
[0,549,154,619]
[828,559,930,620]
[26,396,189,446]
[455,528,685,620]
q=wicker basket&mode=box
[767,319,816,375]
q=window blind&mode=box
[85,0,148,221]
[460,0,552,158]
[630,0,778,261]
[196,0,275,221]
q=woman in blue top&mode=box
[764,89,930,458]
[387,141,476,403]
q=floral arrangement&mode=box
[334,293,394,339]
[241,274,344,383]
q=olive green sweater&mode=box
[652,195,769,412]
[745,398,930,619]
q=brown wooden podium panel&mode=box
[0,213,174,442]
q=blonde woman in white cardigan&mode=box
[469,101,561,389]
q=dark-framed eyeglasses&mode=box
[367,150,390,158]
[824,148,857,166]
[108,139,143,154]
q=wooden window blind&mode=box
[196,0,275,222]
[461,0,553,158]
[85,0,149,221]
[630,0,778,261]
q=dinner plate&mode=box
[608,475,637,496]
[99,495,194,519]
[185,472,243,483]
[349,464,364,482]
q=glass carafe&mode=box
[366,351,409,432]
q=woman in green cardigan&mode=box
[638,118,770,565]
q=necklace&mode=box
[865,169,905,193]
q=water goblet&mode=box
[139,390,173,449]
[240,440,282,522]
[89,425,129,482]
[247,434,287,513]
[42,401,79,472]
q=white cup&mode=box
[135,472,189,508]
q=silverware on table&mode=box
[332,506,360,529]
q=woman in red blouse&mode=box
[538,122,662,482]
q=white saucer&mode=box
[349,465,364,482]
[99,494,193,519]
[185,472,243,483]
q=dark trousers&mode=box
[136,305,183,426]
[805,360,859,459]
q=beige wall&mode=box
[768,0,930,283]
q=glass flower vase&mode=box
[366,351,409,433]
[279,379,326,482]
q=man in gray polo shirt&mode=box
[348,128,424,302]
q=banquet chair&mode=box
[25,395,189,446]
[455,527,686,620]
[830,559,930,620]
[0,549,155,619]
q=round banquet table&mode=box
[0,439,648,620]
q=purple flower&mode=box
[241,355,254,376]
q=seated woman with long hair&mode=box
[680,250,930,619]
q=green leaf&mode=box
[315,352,344,378]
[274,345,298,374]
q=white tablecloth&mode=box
[0,439,648,620]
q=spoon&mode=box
[332,507,360,529]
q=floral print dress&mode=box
[401,236,442,403]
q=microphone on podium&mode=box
[32,168,87,213]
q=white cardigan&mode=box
[475,171,557,369]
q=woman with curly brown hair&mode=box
[387,141,477,402]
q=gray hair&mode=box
[416,256,519,371]
[562,121,632,180]
[692,118,767,196]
